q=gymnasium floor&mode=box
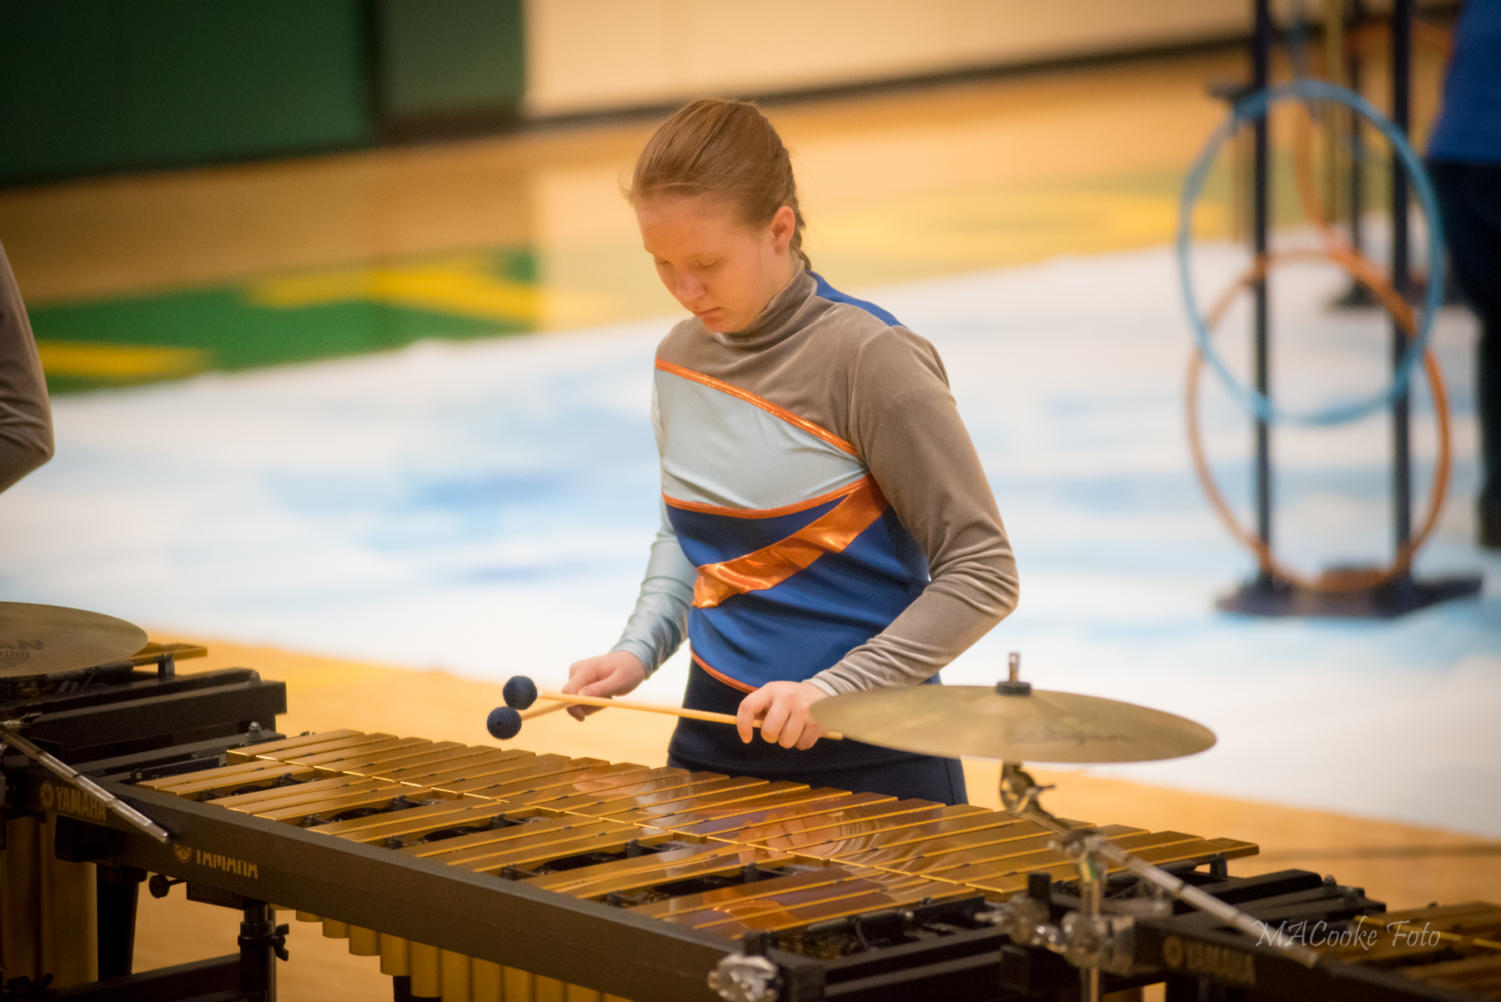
[2,44,1499,997]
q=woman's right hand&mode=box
[562,651,647,720]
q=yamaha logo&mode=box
[45,783,108,823]
[171,843,261,881]
[1160,935,1255,987]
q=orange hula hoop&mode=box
[1185,245,1452,592]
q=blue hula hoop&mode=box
[1176,78,1445,427]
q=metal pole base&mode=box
[1216,569,1482,618]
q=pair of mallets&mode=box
[484,675,843,742]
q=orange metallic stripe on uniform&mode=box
[655,359,858,457]
[690,651,756,693]
[663,478,866,520]
[692,477,888,609]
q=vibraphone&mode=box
[4,659,1501,1002]
[125,727,1261,1001]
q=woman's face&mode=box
[635,193,797,333]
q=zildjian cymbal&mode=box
[811,682,1216,764]
[0,602,148,678]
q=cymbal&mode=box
[0,603,148,679]
[811,684,1216,763]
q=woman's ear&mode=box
[768,205,797,254]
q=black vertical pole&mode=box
[1392,0,1414,556]
[95,865,145,979]
[238,903,280,1002]
[1347,0,1367,259]
[1253,0,1274,583]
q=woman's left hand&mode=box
[737,681,829,750]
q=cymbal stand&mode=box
[984,763,1321,1002]
[0,715,171,843]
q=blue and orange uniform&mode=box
[611,266,1019,803]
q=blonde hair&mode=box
[630,98,810,268]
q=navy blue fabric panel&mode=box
[688,589,884,687]
[1428,0,1501,163]
[687,511,929,688]
[665,662,941,776]
[838,506,930,581]
[810,271,900,327]
[666,494,842,565]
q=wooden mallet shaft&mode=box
[518,701,569,721]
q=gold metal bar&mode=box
[305,799,504,841]
[379,749,539,787]
[565,984,602,1001]
[1126,838,1259,869]
[628,866,857,919]
[445,826,668,873]
[438,757,607,796]
[527,841,740,893]
[502,966,534,1002]
[731,883,975,933]
[322,918,349,939]
[430,820,640,865]
[684,876,955,931]
[534,975,567,1002]
[607,782,817,825]
[662,875,904,929]
[565,776,769,818]
[343,743,486,779]
[672,791,894,838]
[439,948,472,1002]
[754,804,990,854]
[393,813,606,860]
[1,816,43,981]
[833,815,1051,867]
[464,763,660,804]
[533,764,693,801]
[295,910,322,923]
[347,925,380,956]
[217,775,388,812]
[295,737,434,771]
[923,824,1150,881]
[541,770,730,814]
[252,783,435,824]
[379,934,411,976]
[411,942,442,998]
[37,815,99,988]
[716,801,967,849]
[257,732,400,760]
[142,760,315,796]
[225,728,367,762]
[540,845,796,899]
[663,789,871,835]
[471,958,504,1002]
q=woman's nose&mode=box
[675,274,705,302]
